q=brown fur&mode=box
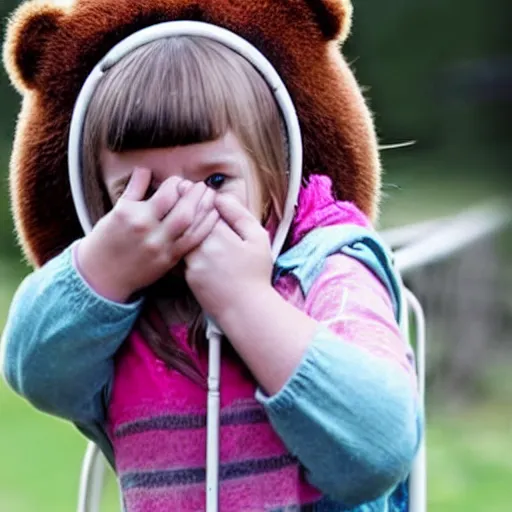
[3,0,380,267]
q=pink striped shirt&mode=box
[106,175,416,511]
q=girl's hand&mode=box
[76,168,219,303]
[186,196,317,395]
[184,195,273,322]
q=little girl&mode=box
[1,15,421,512]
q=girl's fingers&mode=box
[174,209,220,259]
[161,182,210,239]
[177,179,194,196]
[195,186,216,215]
[214,194,256,241]
[175,186,217,242]
[119,167,152,201]
[148,176,183,220]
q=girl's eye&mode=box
[204,173,226,190]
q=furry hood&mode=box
[3,0,380,266]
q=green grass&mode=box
[0,384,89,511]
[427,405,512,512]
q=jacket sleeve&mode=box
[0,242,143,424]
[256,253,422,507]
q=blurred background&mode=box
[0,1,511,511]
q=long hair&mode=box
[82,36,288,382]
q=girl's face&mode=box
[100,131,264,219]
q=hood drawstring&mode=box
[205,319,222,511]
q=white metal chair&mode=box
[403,288,427,512]
[76,283,427,512]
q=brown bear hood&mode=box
[3,0,380,267]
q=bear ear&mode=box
[3,1,65,92]
[304,0,353,41]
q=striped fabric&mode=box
[108,287,324,511]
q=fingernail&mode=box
[177,180,192,194]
